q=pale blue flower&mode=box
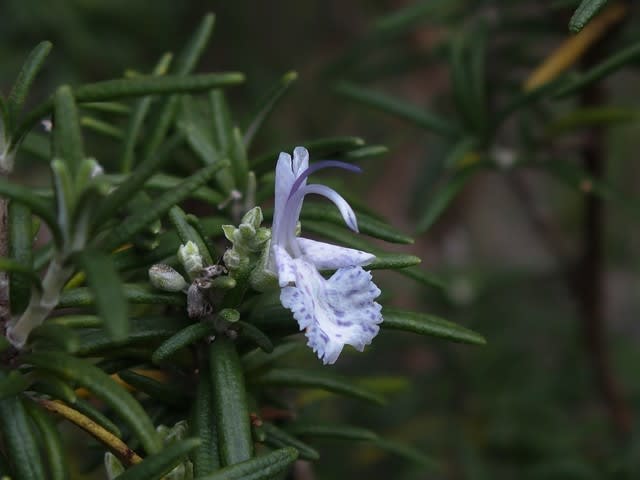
[270,146,383,365]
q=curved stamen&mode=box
[300,184,359,232]
[273,160,362,250]
[288,160,362,201]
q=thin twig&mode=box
[35,397,143,466]
[577,55,632,437]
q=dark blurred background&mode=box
[4,1,640,479]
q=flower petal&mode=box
[298,237,375,270]
[300,184,359,232]
[273,148,309,244]
[280,259,383,365]
[272,243,297,287]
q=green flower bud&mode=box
[249,239,278,292]
[239,222,256,240]
[222,224,236,243]
[148,264,188,292]
[178,241,203,277]
[223,248,242,270]
[241,206,263,230]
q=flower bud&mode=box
[241,206,263,230]
[148,264,188,292]
[178,241,203,277]
[223,248,241,270]
[249,239,278,292]
[239,222,256,240]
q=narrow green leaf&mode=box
[372,437,439,470]
[74,315,188,356]
[0,379,47,480]
[340,144,389,160]
[251,136,365,174]
[19,131,50,161]
[243,70,298,147]
[569,0,608,33]
[190,368,220,475]
[187,213,221,260]
[53,85,84,173]
[152,321,214,364]
[26,402,69,480]
[23,351,162,454]
[416,163,481,233]
[236,321,273,353]
[0,371,31,400]
[16,73,244,143]
[469,25,488,136]
[444,136,478,169]
[299,202,414,244]
[263,422,320,461]
[116,438,201,480]
[555,40,640,97]
[8,202,34,313]
[335,81,458,136]
[366,253,421,270]
[196,447,298,480]
[242,341,304,373]
[78,74,246,103]
[0,178,61,244]
[169,206,214,265]
[0,256,41,292]
[174,13,216,75]
[229,127,249,192]
[29,377,77,404]
[7,41,52,129]
[287,422,438,469]
[51,158,75,237]
[80,116,123,139]
[70,397,121,437]
[129,12,216,168]
[209,337,254,465]
[247,303,295,336]
[210,89,233,154]
[254,368,385,405]
[29,323,79,353]
[540,159,640,222]
[287,423,379,442]
[48,314,102,328]
[118,369,189,407]
[75,249,129,342]
[496,77,566,125]
[302,219,372,252]
[546,107,640,136]
[106,172,225,204]
[398,266,446,289]
[179,97,235,194]
[81,101,131,115]
[326,0,455,76]
[449,27,487,135]
[382,308,486,345]
[120,52,173,173]
[100,161,229,251]
[93,133,184,227]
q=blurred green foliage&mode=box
[2,1,640,479]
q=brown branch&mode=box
[36,398,143,466]
[575,8,633,438]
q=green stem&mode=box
[6,257,72,348]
